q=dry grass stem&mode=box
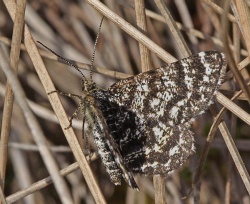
[6,153,98,204]
[0,0,26,191]
[3,0,106,203]
[0,35,74,204]
[216,92,250,126]
[135,0,151,71]
[85,0,176,63]
[216,120,250,195]
[154,0,191,57]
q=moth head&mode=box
[81,79,99,94]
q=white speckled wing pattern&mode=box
[108,51,226,127]
[96,51,225,180]
[83,95,138,190]
[90,51,226,189]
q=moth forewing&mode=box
[84,95,139,190]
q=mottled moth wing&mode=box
[108,51,226,126]
[84,95,139,189]
[95,51,226,175]
[96,96,195,175]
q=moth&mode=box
[39,42,226,190]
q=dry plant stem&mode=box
[134,0,164,200]
[9,141,36,203]
[0,28,248,78]
[39,48,132,80]
[2,2,72,203]
[8,142,72,153]
[211,85,250,146]
[125,187,136,204]
[174,0,198,49]
[85,0,176,63]
[203,3,235,52]
[145,10,248,57]
[1,13,248,58]
[193,106,222,186]
[134,0,165,200]
[0,6,249,56]
[238,56,250,71]
[153,175,166,204]
[0,44,73,204]
[225,56,250,82]
[221,1,250,105]
[104,1,134,73]
[201,0,237,24]
[152,0,191,200]
[0,82,82,131]
[225,154,232,204]
[216,92,250,125]
[233,0,250,55]
[0,32,246,81]
[193,80,250,189]
[138,189,146,204]
[230,1,250,80]
[0,0,26,192]
[210,108,250,195]
[233,23,241,66]
[225,22,240,204]
[152,1,191,201]
[0,187,7,204]
[0,34,133,80]
[44,6,86,56]
[154,0,191,57]
[0,36,131,80]
[3,1,106,203]
[193,141,211,186]
[6,153,98,204]
[134,0,151,71]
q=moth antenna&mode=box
[37,41,86,81]
[90,16,104,82]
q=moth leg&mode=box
[48,90,82,100]
[48,90,84,129]
[81,102,86,139]
[65,105,81,129]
